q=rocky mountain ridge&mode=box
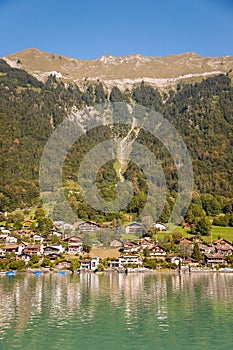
[3,48,233,90]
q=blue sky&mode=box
[0,0,232,59]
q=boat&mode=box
[33,270,42,275]
[58,270,66,275]
[6,271,15,277]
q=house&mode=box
[78,221,100,232]
[178,238,194,249]
[17,253,31,263]
[17,230,34,238]
[90,257,100,270]
[80,259,91,270]
[138,238,153,249]
[0,232,9,240]
[53,221,64,229]
[0,244,23,256]
[43,245,64,256]
[166,256,182,265]
[64,236,83,254]
[119,255,142,266]
[183,223,191,229]
[199,244,213,255]
[23,220,34,228]
[183,258,199,266]
[49,230,63,238]
[23,244,43,256]
[212,239,233,256]
[5,236,18,244]
[0,228,10,235]
[80,257,100,270]
[125,222,143,234]
[121,241,140,253]
[204,253,224,265]
[109,260,123,268]
[110,239,123,248]
[189,235,202,243]
[149,245,166,257]
[153,223,167,231]
[32,234,44,243]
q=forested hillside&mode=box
[0,59,232,225]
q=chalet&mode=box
[138,238,153,249]
[55,260,72,269]
[78,221,100,232]
[204,253,224,265]
[149,245,166,257]
[5,236,18,244]
[49,230,63,238]
[17,253,31,263]
[43,245,64,256]
[178,238,194,249]
[212,239,233,257]
[0,244,23,256]
[64,236,83,254]
[125,222,143,234]
[119,254,142,266]
[199,244,213,255]
[110,239,123,248]
[153,223,167,231]
[122,241,140,253]
[23,244,43,256]
[17,230,34,238]
[32,234,44,243]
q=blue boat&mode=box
[58,271,66,275]
[33,270,42,275]
[6,271,15,277]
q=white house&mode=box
[32,234,44,243]
[43,245,64,256]
[5,236,18,244]
[125,222,143,234]
[153,223,167,231]
[119,255,142,266]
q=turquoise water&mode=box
[0,272,233,350]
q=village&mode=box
[1,217,233,274]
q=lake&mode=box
[0,272,233,350]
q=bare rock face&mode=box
[3,48,233,90]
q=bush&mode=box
[8,260,25,271]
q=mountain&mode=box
[3,48,233,90]
[0,53,232,225]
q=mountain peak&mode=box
[2,48,233,90]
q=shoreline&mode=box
[2,267,233,275]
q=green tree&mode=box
[191,243,202,261]
[192,217,211,236]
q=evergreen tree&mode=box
[191,242,202,261]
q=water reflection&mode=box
[1,272,233,350]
